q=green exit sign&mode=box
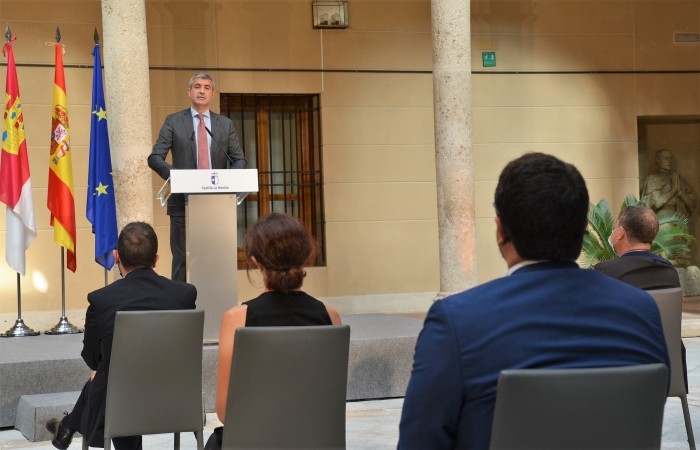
[482,51,496,67]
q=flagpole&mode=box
[45,27,81,335]
[45,248,83,334]
[1,273,39,337]
[88,29,119,282]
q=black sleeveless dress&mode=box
[244,290,332,326]
[205,290,333,450]
[204,291,333,450]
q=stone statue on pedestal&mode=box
[642,148,698,294]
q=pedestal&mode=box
[188,194,238,343]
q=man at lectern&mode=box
[148,72,246,281]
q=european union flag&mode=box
[86,44,117,270]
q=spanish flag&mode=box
[47,42,76,272]
[0,35,36,276]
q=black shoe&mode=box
[46,416,75,450]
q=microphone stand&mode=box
[204,126,248,204]
[204,125,234,167]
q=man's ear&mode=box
[113,249,120,266]
[153,254,159,268]
[618,226,626,241]
[495,216,509,245]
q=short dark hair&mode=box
[619,205,658,244]
[244,213,316,293]
[494,153,589,261]
[117,222,158,269]
[188,72,215,90]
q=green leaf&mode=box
[582,193,693,266]
[582,199,617,267]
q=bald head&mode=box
[619,205,659,245]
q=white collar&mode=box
[506,260,543,276]
[190,107,210,118]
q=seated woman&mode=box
[214,213,341,432]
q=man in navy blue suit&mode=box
[398,153,670,450]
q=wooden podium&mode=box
[161,169,258,342]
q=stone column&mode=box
[101,0,153,229]
[431,0,477,298]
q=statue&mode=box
[643,148,696,217]
[642,148,696,267]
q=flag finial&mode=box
[5,24,11,42]
[94,27,99,45]
[55,26,61,43]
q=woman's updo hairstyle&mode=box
[244,212,316,293]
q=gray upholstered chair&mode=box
[82,309,205,450]
[222,325,350,450]
[649,287,696,449]
[489,363,668,450]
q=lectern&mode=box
[159,169,258,342]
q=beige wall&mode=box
[0,0,699,322]
[471,0,700,281]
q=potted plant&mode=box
[581,194,694,268]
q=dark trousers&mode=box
[65,379,142,449]
[170,215,186,282]
[204,426,223,450]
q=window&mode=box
[220,94,325,268]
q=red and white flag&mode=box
[0,36,36,275]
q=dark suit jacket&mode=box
[79,268,197,446]
[594,251,681,290]
[148,108,246,216]
[398,261,669,450]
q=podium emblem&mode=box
[210,172,219,185]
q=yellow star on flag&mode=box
[95,182,109,196]
[92,106,107,121]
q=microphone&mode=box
[190,130,195,141]
[204,125,234,167]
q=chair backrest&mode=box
[104,309,204,439]
[489,363,668,450]
[648,287,685,396]
[222,325,350,450]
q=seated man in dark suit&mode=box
[595,205,680,289]
[595,204,687,389]
[398,153,670,450]
[45,222,197,450]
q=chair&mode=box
[222,325,350,450]
[82,310,205,450]
[489,363,668,450]
[648,287,696,449]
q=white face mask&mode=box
[608,228,619,256]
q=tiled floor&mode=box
[4,301,700,449]
[0,400,406,449]
[682,297,700,337]
[3,337,700,449]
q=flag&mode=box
[47,42,76,272]
[87,44,117,270]
[0,37,36,276]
